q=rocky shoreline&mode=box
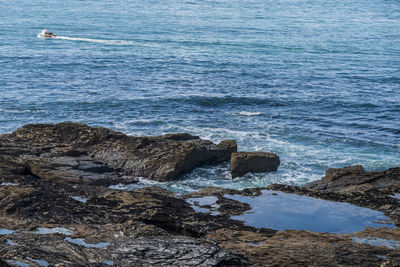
[1,123,400,266]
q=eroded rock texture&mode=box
[306,165,400,193]
[230,152,280,178]
[0,122,237,182]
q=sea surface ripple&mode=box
[1,0,399,192]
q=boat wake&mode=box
[37,30,136,45]
[55,36,136,45]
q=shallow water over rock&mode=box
[0,229,15,235]
[26,257,49,267]
[5,260,30,267]
[71,196,88,203]
[65,237,110,248]
[225,190,394,233]
[351,236,400,249]
[34,227,74,236]
[186,196,221,215]
[390,193,400,200]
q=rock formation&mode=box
[230,152,280,178]
[0,122,237,182]
[306,165,400,192]
[1,124,400,266]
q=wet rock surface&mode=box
[1,124,400,266]
[2,232,247,267]
[230,152,280,178]
[0,122,237,182]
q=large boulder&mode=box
[0,122,237,182]
[230,152,280,178]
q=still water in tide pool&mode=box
[1,0,399,193]
[225,190,394,233]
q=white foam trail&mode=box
[238,111,264,116]
[55,36,136,45]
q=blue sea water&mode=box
[1,0,399,193]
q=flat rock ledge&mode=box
[0,122,237,183]
[230,152,280,178]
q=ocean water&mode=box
[1,0,399,193]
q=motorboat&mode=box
[37,29,57,39]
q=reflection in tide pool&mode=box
[225,190,394,233]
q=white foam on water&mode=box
[37,30,145,46]
[109,177,162,191]
[95,119,395,193]
[107,162,321,194]
[237,111,264,116]
[0,182,18,186]
[55,36,137,45]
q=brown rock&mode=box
[0,122,238,182]
[230,152,280,178]
[306,165,400,192]
[324,165,366,182]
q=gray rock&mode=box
[109,237,248,266]
[1,233,248,267]
[230,152,280,178]
[0,122,237,182]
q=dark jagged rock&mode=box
[306,165,400,192]
[0,122,237,182]
[230,152,280,178]
[1,233,248,267]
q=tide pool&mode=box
[225,190,394,233]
